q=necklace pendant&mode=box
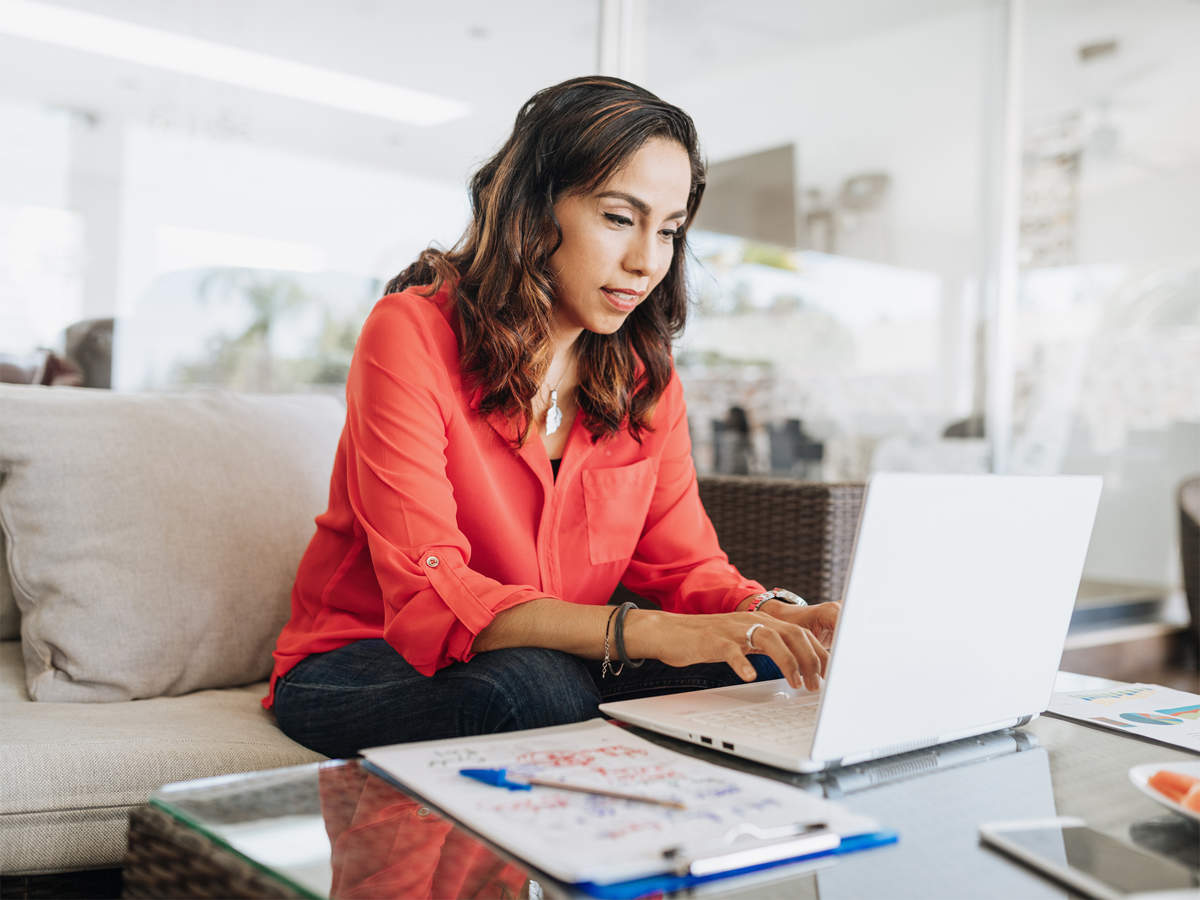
[545,388,563,436]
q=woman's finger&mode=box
[802,626,830,678]
[791,627,828,689]
[767,602,840,650]
[723,643,757,682]
[815,603,840,643]
[769,623,827,690]
[746,625,809,690]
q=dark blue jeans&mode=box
[273,638,782,759]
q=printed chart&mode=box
[1048,684,1200,753]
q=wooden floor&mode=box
[1060,631,1200,692]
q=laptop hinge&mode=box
[825,716,1031,769]
[837,737,941,767]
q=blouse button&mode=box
[425,555,440,568]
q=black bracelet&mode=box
[612,601,645,670]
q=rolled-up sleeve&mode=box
[619,374,764,614]
[344,307,542,675]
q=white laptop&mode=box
[599,473,1102,774]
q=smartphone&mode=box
[979,817,1199,900]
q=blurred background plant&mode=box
[122,267,379,395]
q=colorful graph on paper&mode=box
[1121,712,1183,726]
[361,719,880,886]
[1049,684,1200,753]
[1157,705,1200,720]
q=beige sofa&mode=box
[0,385,339,875]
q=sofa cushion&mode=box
[0,641,325,873]
[0,385,343,702]
[0,534,15,640]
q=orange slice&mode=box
[1148,769,1199,803]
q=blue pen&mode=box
[459,768,686,809]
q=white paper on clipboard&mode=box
[361,718,880,886]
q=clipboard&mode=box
[576,829,897,899]
[361,718,897,896]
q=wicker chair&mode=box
[1180,476,1200,663]
[697,476,864,604]
[611,476,865,608]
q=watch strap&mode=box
[745,588,807,612]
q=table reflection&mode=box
[813,738,1068,899]
[1127,815,1200,872]
[318,764,535,900]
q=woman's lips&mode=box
[602,288,640,312]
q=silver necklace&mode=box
[543,362,571,436]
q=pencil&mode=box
[459,767,686,810]
[522,776,687,810]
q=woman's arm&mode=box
[473,596,830,691]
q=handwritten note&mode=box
[361,718,878,885]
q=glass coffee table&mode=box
[124,679,1200,899]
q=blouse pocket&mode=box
[581,459,657,565]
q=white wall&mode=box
[659,5,996,283]
[0,101,79,351]
[107,125,470,389]
[115,125,469,318]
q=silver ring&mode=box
[745,623,765,651]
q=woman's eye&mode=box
[660,228,682,241]
[603,213,633,227]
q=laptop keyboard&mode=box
[687,697,820,745]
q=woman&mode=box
[267,76,839,759]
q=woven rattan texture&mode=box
[697,477,865,606]
[0,868,121,899]
[123,805,304,899]
[157,772,321,825]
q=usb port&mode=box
[721,741,735,750]
[700,736,712,745]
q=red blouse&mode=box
[264,284,762,706]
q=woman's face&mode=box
[548,137,692,340]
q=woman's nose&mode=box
[622,230,656,276]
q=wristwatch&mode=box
[745,588,807,612]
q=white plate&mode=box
[1128,760,1200,824]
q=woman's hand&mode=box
[623,608,831,692]
[755,600,840,649]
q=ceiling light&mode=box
[0,0,470,126]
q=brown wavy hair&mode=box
[385,75,706,444]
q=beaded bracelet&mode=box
[612,601,645,670]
